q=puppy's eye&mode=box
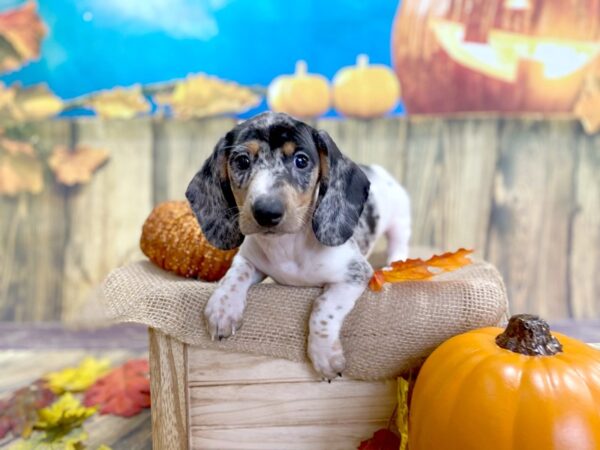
[294,153,309,169]
[234,154,251,171]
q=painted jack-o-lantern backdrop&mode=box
[392,0,600,113]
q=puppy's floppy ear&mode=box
[186,135,244,250]
[312,130,370,246]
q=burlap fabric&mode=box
[102,257,508,380]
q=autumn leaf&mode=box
[357,429,400,450]
[44,357,111,394]
[48,145,110,186]
[35,393,96,432]
[14,84,63,120]
[154,73,261,119]
[0,380,55,440]
[86,85,150,119]
[84,359,150,417]
[369,248,473,291]
[0,136,43,196]
[0,2,46,74]
[574,64,600,135]
[8,427,88,450]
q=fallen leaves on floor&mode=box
[48,145,110,187]
[44,357,111,394]
[357,429,400,450]
[84,359,150,417]
[369,248,473,291]
[1,356,143,448]
[0,380,55,439]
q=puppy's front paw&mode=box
[308,334,346,381]
[204,291,245,341]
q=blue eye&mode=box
[294,153,309,169]
[234,154,251,170]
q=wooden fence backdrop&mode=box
[0,116,598,322]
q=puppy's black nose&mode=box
[252,196,284,227]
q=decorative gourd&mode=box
[409,314,600,450]
[140,201,237,281]
[332,54,400,118]
[392,0,600,113]
[267,60,330,118]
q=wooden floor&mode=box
[0,324,151,450]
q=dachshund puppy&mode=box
[186,112,410,380]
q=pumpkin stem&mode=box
[295,60,307,76]
[356,54,369,68]
[496,314,563,356]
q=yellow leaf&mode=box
[397,377,410,450]
[14,84,63,120]
[48,145,110,186]
[87,85,150,119]
[35,393,96,431]
[44,357,111,394]
[97,445,112,450]
[154,73,261,119]
[8,428,88,450]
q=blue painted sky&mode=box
[0,0,403,115]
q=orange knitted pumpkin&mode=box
[409,314,600,450]
[140,201,237,281]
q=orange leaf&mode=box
[574,61,600,135]
[0,2,47,73]
[83,359,150,417]
[0,137,43,196]
[369,248,473,291]
[48,145,109,186]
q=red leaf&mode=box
[0,380,55,439]
[83,359,150,417]
[358,428,401,450]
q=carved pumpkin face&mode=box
[392,0,600,113]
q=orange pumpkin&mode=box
[267,60,330,118]
[409,314,600,450]
[332,54,400,118]
[392,0,600,113]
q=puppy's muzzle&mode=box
[252,196,284,227]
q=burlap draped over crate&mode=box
[102,259,508,380]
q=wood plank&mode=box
[149,329,189,450]
[61,119,153,322]
[570,131,600,319]
[190,422,388,450]
[0,121,71,321]
[188,379,396,428]
[486,118,577,319]
[402,117,444,247]
[187,348,318,386]
[437,117,498,253]
[152,118,237,203]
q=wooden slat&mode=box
[570,131,600,319]
[152,118,237,203]
[149,329,189,450]
[402,117,444,247]
[190,422,388,450]
[187,348,318,386]
[61,119,153,321]
[0,121,71,321]
[189,379,396,428]
[437,117,498,252]
[486,118,577,319]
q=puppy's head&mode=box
[186,112,370,250]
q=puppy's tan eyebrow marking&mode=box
[282,141,296,157]
[244,140,261,156]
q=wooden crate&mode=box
[149,329,398,450]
